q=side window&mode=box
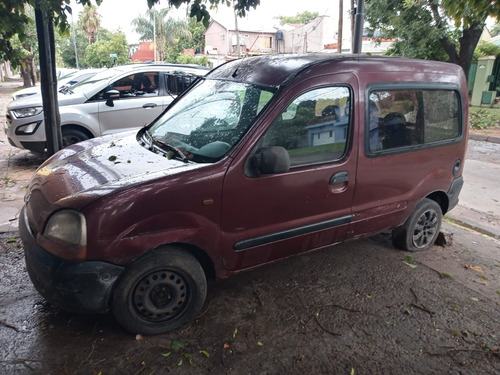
[165,73,197,96]
[262,86,350,167]
[107,72,159,99]
[367,88,460,153]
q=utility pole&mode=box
[234,6,241,57]
[35,5,62,156]
[337,0,343,53]
[353,0,365,54]
[71,13,79,69]
[351,0,355,52]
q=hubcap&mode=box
[412,209,438,249]
[132,270,188,322]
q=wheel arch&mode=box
[61,124,95,139]
[425,191,449,215]
[149,242,217,282]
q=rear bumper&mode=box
[20,207,124,314]
[447,176,463,212]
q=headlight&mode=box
[15,121,42,135]
[38,210,87,261]
[11,106,43,118]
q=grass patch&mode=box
[469,107,500,130]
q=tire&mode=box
[392,198,442,252]
[62,128,90,147]
[112,247,207,335]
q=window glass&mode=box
[368,89,460,152]
[262,86,350,167]
[148,79,275,162]
[165,73,197,96]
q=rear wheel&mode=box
[62,128,90,147]
[112,247,207,335]
[392,198,442,252]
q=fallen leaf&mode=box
[223,343,231,349]
[135,334,143,341]
[108,155,117,161]
[404,262,417,269]
[465,265,483,272]
[171,339,187,352]
[257,341,264,346]
[161,352,171,357]
[471,297,480,302]
[199,350,210,358]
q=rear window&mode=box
[366,87,461,153]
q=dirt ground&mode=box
[1,79,499,374]
[1,225,499,375]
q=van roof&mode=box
[207,54,464,88]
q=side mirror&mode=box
[252,146,290,175]
[105,89,120,107]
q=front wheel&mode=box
[392,198,443,252]
[62,128,90,147]
[112,247,207,335]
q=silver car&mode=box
[5,63,209,153]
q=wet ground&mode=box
[1,79,499,374]
[1,225,500,375]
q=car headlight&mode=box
[38,210,87,260]
[15,121,42,135]
[11,106,43,118]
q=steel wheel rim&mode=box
[412,209,438,249]
[131,270,189,323]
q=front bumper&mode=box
[20,207,124,314]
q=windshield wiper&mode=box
[148,132,188,163]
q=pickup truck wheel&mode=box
[62,128,90,147]
[112,247,207,335]
[392,198,442,252]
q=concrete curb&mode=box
[446,205,500,241]
[469,133,500,144]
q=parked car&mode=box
[20,54,468,335]
[5,63,209,153]
[11,69,103,100]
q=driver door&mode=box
[221,74,359,271]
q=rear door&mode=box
[221,74,359,271]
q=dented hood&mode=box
[25,132,206,230]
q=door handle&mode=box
[330,171,349,185]
[143,103,157,109]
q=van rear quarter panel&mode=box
[349,67,468,238]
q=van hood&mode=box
[26,133,206,218]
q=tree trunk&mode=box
[20,62,32,87]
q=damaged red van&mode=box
[20,54,468,334]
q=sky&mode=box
[69,0,349,44]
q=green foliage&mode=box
[175,54,209,67]
[132,8,190,62]
[276,11,319,25]
[84,31,130,67]
[473,41,500,60]
[365,0,500,78]
[469,108,500,130]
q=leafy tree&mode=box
[474,41,500,60]
[491,22,500,37]
[276,11,320,25]
[165,16,207,62]
[365,0,500,78]
[176,53,210,67]
[84,30,130,67]
[132,8,191,62]
[57,24,88,68]
[1,1,260,63]
[79,4,101,44]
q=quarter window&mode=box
[367,89,461,153]
[262,86,351,167]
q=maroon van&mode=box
[20,54,468,334]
